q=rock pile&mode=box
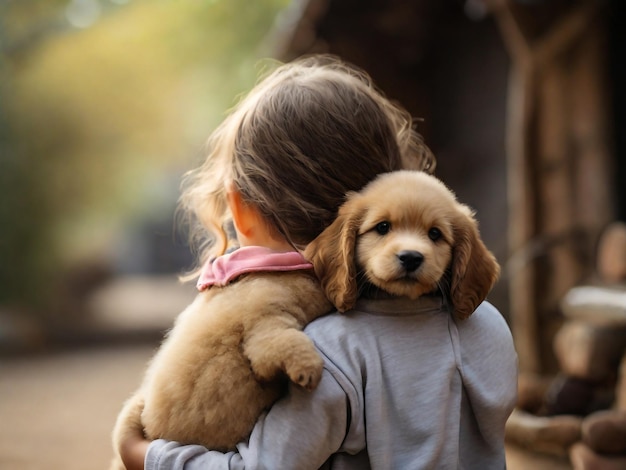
[506,222,626,469]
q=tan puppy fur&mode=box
[110,271,331,469]
[305,170,500,320]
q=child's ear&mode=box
[226,186,257,239]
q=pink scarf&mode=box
[197,246,313,291]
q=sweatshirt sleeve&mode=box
[145,368,350,470]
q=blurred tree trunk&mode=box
[488,0,614,374]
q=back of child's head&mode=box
[180,54,435,268]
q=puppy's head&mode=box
[305,171,500,320]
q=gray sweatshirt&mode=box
[145,297,518,470]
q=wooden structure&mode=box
[484,0,615,373]
[273,0,620,374]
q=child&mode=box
[120,55,517,470]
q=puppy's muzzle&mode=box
[397,250,424,272]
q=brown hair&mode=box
[179,54,435,275]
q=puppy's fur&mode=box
[110,271,331,469]
[111,170,498,468]
[305,170,500,319]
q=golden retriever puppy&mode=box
[110,270,331,469]
[305,170,500,320]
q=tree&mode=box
[0,0,290,317]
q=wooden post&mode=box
[485,0,603,373]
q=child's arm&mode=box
[142,368,351,470]
[120,431,151,470]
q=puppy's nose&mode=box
[397,250,424,272]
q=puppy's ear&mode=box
[304,198,363,312]
[449,205,500,320]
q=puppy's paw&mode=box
[285,353,324,391]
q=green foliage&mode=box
[0,0,290,312]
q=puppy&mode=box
[110,269,331,469]
[305,170,500,319]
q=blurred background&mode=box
[1,0,625,469]
[0,0,291,343]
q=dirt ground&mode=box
[0,342,573,470]
[0,343,156,470]
[0,275,571,469]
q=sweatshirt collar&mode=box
[353,295,446,317]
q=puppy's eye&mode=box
[428,227,442,241]
[375,221,391,235]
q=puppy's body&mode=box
[111,270,331,469]
[305,170,500,320]
[112,170,499,469]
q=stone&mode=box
[505,408,582,457]
[561,285,626,327]
[597,221,626,283]
[553,320,626,381]
[582,409,626,454]
[543,374,596,416]
[570,442,626,470]
[517,372,552,414]
[618,354,626,411]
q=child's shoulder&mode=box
[460,301,511,334]
[456,301,516,359]
[303,308,371,349]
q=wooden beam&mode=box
[485,0,600,373]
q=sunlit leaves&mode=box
[0,0,290,308]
